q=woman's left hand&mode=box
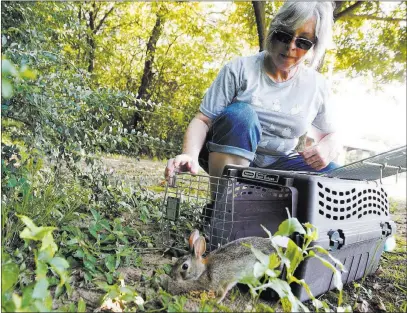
[298,145,331,171]
[299,132,342,171]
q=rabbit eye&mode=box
[182,263,189,270]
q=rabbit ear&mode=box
[193,236,206,259]
[188,229,200,250]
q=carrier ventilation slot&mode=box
[234,183,290,199]
[317,183,389,220]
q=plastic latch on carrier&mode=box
[380,222,393,237]
[328,229,345,251]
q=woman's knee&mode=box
[217,102,261,131]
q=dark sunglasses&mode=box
[272,29,315,51]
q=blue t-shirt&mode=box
[199,51,337,167]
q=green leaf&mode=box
[268,253,281,270]
[69,303,77,312]
[21,284,35,308]
[77,298,86,312]
[89,224,99,239]
[34,296,53,311]
[2,255,19,292]
[50,257,69,271]
[284,239,303,274]
[255,278,308,312]
[12,294,22,310]
[99,219,111,231]
[105,255,115,272]
[20,65,36,80]
[18,215,57,243]
[311,253,343,292]
[253,262,267,278]
[83,259,96,272]
[105,272,113,284]
[2,79,13,99]
[250,245,269,266]
[311,245,345,271]
[303,222,319,241]
[41,232,58,256]
[290,276,316,303]
[73,249,84,258]
[37,245,55,263]
[55,284,65,298]
[274,218,306,237]
[90,208,101,221]
[32,278,49,299]
[50,257,70,284]
[66,238,79,245]
[2,59,18,76]
[35,260,48,279]
[6,176,17,187]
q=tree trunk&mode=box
[130,10,165,130]
[77,4,82,64]
[137,14,164,100]
[87,36,96,73]
[86,4,96,73]
[252,1,266,52]
[85,2,115,73]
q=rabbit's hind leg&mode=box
[216,281,237,303]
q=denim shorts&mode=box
[198,101,339,174]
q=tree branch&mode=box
[334,1,364,21]
[252,1,266,52]
[340,14,405,23]
[95,5,115,34]
[333,1,347,16]
[92,2,99,21]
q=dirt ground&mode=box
[94,155,407,312]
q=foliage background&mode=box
[1,1,406,312]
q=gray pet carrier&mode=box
[160,146,404,301]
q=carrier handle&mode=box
[223,165,294,188]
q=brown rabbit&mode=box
[169,229,275,303]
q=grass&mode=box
[2,141,406,312]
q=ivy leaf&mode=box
[250,245,269,266]
[90,208,101,221]
[21,284,35,308]
[50,257,70,275]
[253,262,267,278]
[310,252,344,304]
[268,253,281,270]
[99,219,111,231]
[284,238,303,274]
[73,249,84,258]
[18,215,57,245]
[89,224,99,239]
[312,245,345,271]
[256,278,308,312]
[2,254,19,292]
[105,255,115,272]
[274,218,306,237]
[105,272,113,284]
[32,278,49,299]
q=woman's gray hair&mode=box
[265,2,335,69]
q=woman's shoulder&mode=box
[226,51,265,72]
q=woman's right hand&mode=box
[165,154,199,180]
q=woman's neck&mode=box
[264,53,298,82]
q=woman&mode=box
[165,2,342,181]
